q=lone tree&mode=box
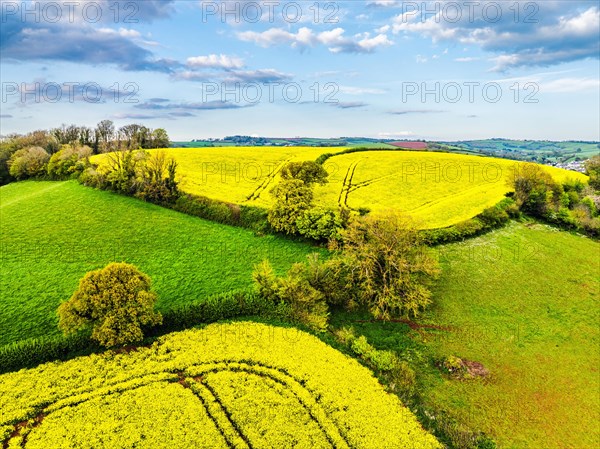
[268,161,329,234]
[338,212,440,320]
[58,263,162,347]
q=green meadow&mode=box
[333,222,599,449]
[0,181,320,346]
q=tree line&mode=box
[0,121,170,185]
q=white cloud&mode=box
[98,28,141,38]
[389,5,600,71]
[367,0,399,7]
[237,26,392,53]
[186,54,244,69]
[455,57,479,62]
[539,77,600,93]
[339,86,386,95]
[378,131,415,138]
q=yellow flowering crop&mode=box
[91,147,340,207]
[315,151,588,228]
[93,147,587,229]
[1,322,441,449]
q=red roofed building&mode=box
[389,141,428,150]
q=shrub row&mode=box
[421,197,518,245]
[315,146,402,165]
[170,193,270,232]
[0,290,292,374]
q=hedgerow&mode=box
[0,291,291,374]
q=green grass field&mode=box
[0,181,320,346]
[424,222,599,448]
[332,222,599,448]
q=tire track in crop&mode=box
[245,159,291,202]
[338,161,360,210]
[4,362,351,449]
[190,362,350,449]
[184,378,251,449]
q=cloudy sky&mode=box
[1,0,599,140]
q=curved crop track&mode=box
[0,322,441,449]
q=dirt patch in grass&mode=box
[463,360,489,378]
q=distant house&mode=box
[389,141,428,150]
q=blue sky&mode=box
[1,0,599,140]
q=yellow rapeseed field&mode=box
[314,151,588,229]
[0,322,441,449]
[92,147,342,206]
[92,148,587,229]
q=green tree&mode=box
[296,207,345,241]
[8,146,50,179]
[105,148,143,193]
[337,212,440,319]
[58,263,162,347]
[253,258,329,331]
[96,120,115,153]
[511,163,562,216]
[280,161,328,185]
[47,144,92,179]
[151,128,170,149]
[585,155,600,191]
[136,150,179,202]
[268,161,330,235]
[268,179,314,234]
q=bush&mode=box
[302,254,358,308]
[8,146,50,179]
[422,198,516,245]
[0,332,96,374]
[253,259,329,331]
[135,150,179,203]
[478,206,509,227]
[350,335,374,357]
[581,196,598,216]
[512,163,563,217]
[441,355,467,376]
[296,207,344,241]
[341,331,416,398]
[58,263,163,347]
[333,326,357,345]
[389,360,417,399]
[585,155,600,191]
[47,145,92,179]
[1,289,292,374]
[339,212,440,319]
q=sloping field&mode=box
[92,148,586,229]
[315,151,587,228]
[423,222,600,448]
[0,181,320,346]
[0,322,441,449]
[92,147,344,207]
